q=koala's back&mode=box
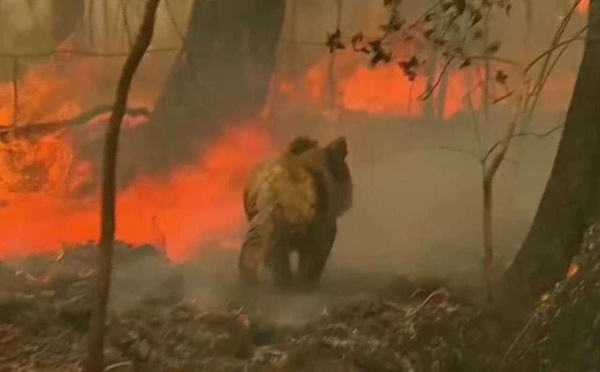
[244,154,320,229]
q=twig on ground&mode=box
[104,361,133,371]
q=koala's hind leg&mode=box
[238,212,275,287]
[268,243,293,290]
[297,222,337,290]
[267,219,294,290]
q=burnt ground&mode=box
[0,230,598,372]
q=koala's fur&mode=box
[238,135,353,289]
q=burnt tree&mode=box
[133,0,286,173]
[498,0,600,316]
[84,0,160,371]
[50,0,85,45]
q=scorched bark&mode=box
[498,0,600,317]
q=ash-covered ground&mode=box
[0,243,494,372]
[0,224,596,372]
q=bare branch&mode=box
[0,105,151,142]
[490,90,514,104]
[420,56,454,100]
[465,84,484,161]
[0,47,179,59]
[448,53,519,67]
[524,28,588,74]
[483,125,562,164]
[407,0,445,29]
[437,145,480,161]
[485,121,516,182]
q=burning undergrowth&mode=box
[0,47,278,261]
[0,30,579,263]
[0,16,592,370]
[0,120,276,261]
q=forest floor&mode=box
[0,227,598,372]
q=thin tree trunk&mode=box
[424,11,439,121]
[498,0,600,318]
[328,0,343,112]
[483,119,516,302]
[84,1,160,371]
[482,176,493,301]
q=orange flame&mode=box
[0,32,580,261]
[274,50,574,119]
[577,0,589,13]
[567,263,579,278]
[0,52,277,261]
[275,53,495,119]
[0,121,275,261]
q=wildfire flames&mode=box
[275,51,575,120]
[273,53,482,119]
[0,54,276,262]
[0,19,583,261]
[578,0,589,13]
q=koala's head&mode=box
[286,136,319,155]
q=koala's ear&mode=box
[287,136,319,155]
[326,136,348,160]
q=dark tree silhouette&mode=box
[499,0,600,317]
[84,0,161,371]
[132,0,286,174]
[50,0,85,45]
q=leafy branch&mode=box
[328,0,585,302]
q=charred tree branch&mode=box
[0,106,151,142]
[419,56,454,101]
[483,125,563,164]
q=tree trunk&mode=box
[50,0,85,45]
[133,0,286,174]
[84,1,160,371]
[482,176,493,302]
[498,0,600,317]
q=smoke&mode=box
[0,0,586,324]
[106,0,580,321]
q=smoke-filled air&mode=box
[0,1,598,371]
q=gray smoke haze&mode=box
[0,0,583,324]
[106,0,579,322]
